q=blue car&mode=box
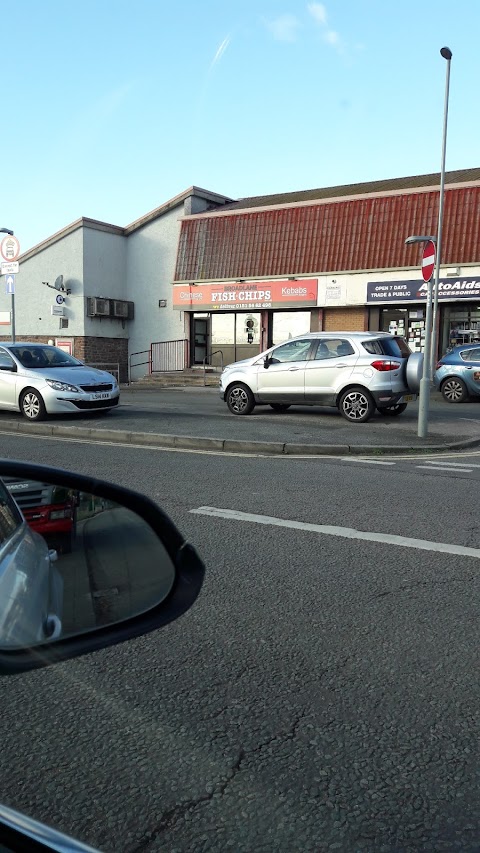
[434,344,480,402]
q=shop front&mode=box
[367,275,480,357]
[173,279,318,366]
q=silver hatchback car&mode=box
[219,332,422,423]
[0,343,120,421]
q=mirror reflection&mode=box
[0,476,176,648]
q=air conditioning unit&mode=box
[93,297,111,316]
[113,300,129,318]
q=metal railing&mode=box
[86,362,120,382]
[128,350,151,385]
[151,339,189,373]
[202,350,224,386]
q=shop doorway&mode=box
[192,316,209,364]
[191,312,262,366]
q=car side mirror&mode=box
[0,363,16,372]
[0,460,205,674]
[264,355,271,369]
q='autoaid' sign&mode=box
[367,278,480,304]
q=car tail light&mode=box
[371,360,401,372]
[435,361,443,370]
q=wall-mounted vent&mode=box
[87,297,134,320]
[113,300,128,318]
[93,297,110,316]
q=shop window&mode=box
[272,311,312,345]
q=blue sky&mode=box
[3,0,478,251]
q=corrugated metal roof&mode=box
[174,186,480,281]
[220,168,480,211]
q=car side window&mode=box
[269,339,312,363]
[0,350,15,370]
[0,480,23,545]
[460,348,480,362]
[314,339,355,360]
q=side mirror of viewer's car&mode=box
[0,459,205,675]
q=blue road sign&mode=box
[5,274,15,294]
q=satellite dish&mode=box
[54,275,64,291]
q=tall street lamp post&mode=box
[0,228,15,343]
[431,47,453,372]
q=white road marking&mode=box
[416,465,472,473]
[341,458,395,466]
[420,460,480,468]
[191,506,480,560]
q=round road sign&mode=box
[0,234,20,262]
[421,240,436,283]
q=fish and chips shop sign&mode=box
[173,279,318,311]
[367,278,480,304]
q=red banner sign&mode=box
[173,279,318,311]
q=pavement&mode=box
[0,386,479,455]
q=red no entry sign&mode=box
[422,240,436,282]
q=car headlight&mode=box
[45,379,80,392]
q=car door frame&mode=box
[304,337,360,405]
[256,338,317,403]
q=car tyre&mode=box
[269,404,291,412]
[339,387,375,423]
[377,403,408,416]
[226,383,255,416]
[20,388,47,421]
[441,377,469,403]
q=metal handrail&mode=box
[128,350,151,385]
[203,350,224,386]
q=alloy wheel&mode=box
[442,378,467,403]
[342,391,370,421]
[229,387,249,414]
[22,392,41,419]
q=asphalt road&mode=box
[0,435,479,852]
[2,387,480,448]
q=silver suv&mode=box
[219,332,423,423]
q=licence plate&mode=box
[401,394,415,402]
[93,393,110,400]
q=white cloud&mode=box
[324,30,339,46]
[265,14,301,42]
[210,36,231,71]
[307,3,345,55]
[307,3,328,26]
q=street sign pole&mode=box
[11,291,15,342]
[0,231,20,343]
[417,279,434,438]
[418,239,437,439]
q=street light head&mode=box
[0,228,14,236]
[405,235,437,245]
[440,46,452,60]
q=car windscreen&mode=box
[10,347,82,369]
[361,337,411,358]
